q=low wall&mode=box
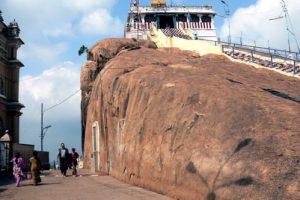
[149,28,222,56]
[13,143,34,171]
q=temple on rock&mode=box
[125,0,217,41]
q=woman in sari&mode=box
[11,152,25,187]
[29,151,42,186]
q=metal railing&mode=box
[221,41,300,62]
[198,39,299,75]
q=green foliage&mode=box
[78,45,88,56]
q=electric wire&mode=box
[43,89,81,112]
[41,65,138,113]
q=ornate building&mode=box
[0,10,24,171]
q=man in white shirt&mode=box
[57,143,69,176]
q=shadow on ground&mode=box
[262,88,300,104]
[0,176,14,186]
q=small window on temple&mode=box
[176,15,187,22]
[134,15,140,22]
[201,15,211,23]
[145,15,156,23]
[190,15,199,22]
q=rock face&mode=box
[81,38,300,200]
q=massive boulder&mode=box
[81,38,300,200]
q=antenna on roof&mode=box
[269,0,300,52]
[130,0,142,39]
[269,16,284,21]
[220,0,228,7]
[220,0,231,44]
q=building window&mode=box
[133,15,140,22]
[190,15,199,22]
[145,15,156,23]
[0,78,4,95]
[201,15,212,23]
[176,15,187,22]
[9,47,16,59]
[0,118,3,134]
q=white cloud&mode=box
[2,0,74,39]
[19,61,81,158]
[19,42,68,67]
[42,23,74,38]
[2,0,119,39]
[220,0,300,51]
[20,61,81,122]
[79,9,123,36]
[1,0,122,69]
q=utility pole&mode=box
[240,32,243,46]
[220,1,231,44]
[269,0,298,52]
[41,103,43,151]
[40,103,52,152]
[226,8,231,44]
[281,0,291,52]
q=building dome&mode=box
[8,19,20,37]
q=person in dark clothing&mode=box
[57,143,69,176]
[71,148,79,176]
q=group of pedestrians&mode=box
[11,151,41,187]
[10,142,79,187]
[57,143,79,177]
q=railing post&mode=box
[285,50,287,57]
[293,60,297,75]
[270,54,273,67]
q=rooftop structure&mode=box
[125,0,217,41]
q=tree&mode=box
[78,45,89,56]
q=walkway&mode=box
[0,169,173,200]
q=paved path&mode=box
[0,169,173,200]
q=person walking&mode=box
[71,148,79,176]
[57,143,69,176]
[29,151,42,186]
[11,152,25,187]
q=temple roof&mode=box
[151,0,166,7]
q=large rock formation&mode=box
[81,38,300,200]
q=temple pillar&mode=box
[185,14,190,28]
[172,16,176,28]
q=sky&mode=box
[1,0,299,162]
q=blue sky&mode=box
[1,0,299,162]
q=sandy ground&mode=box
[0,169,173,200]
